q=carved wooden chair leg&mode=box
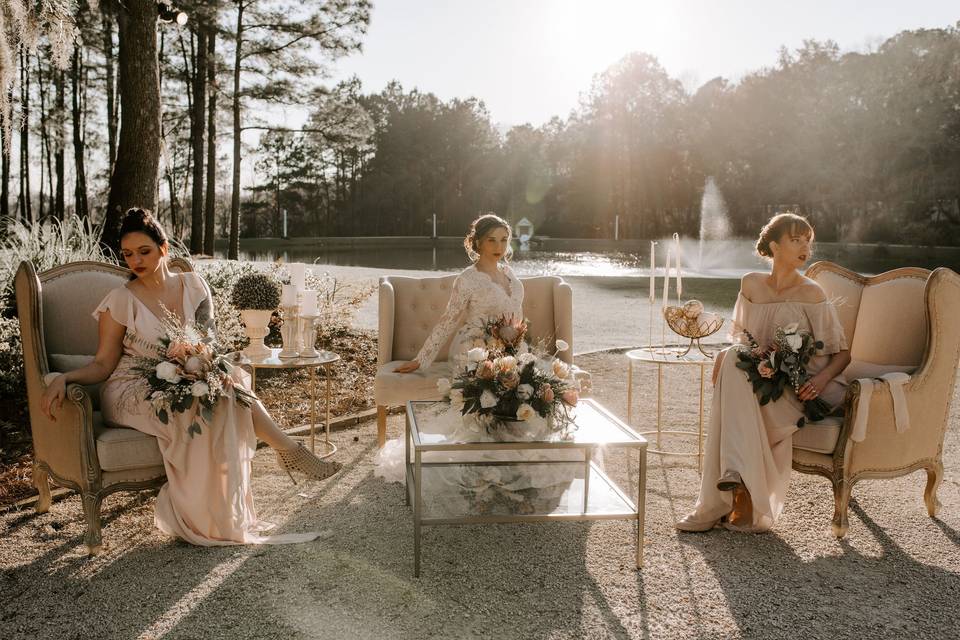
[82,492,105,556]
[924,460,944,517]
[377,405,388,448]
[831,478,852,538]
[33,461,52,514]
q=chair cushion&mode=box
[374,361,451,406]
[792,416,843,454]
[93,412,164,471]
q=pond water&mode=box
[215,239,960,278]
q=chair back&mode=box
[807,262,930,368]
[382,273,572,364]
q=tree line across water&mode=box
[2,4,959,253]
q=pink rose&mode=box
[540,384,555,403]
[478,361,496,380]
[757,361,776,379]
[561,389,579,406]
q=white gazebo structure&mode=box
[514,217,534,250]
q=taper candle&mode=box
[649,241,657,304]
[674,233,683,300]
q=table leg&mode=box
[309,367,317,454]
[636,446,646,569]
[325,363,332,446]
[656,363,663,449]
[414,449,422,578]
[698,364,705,474]
[583,448,592,514]
[404,411,411,507]
[626,360,634,426]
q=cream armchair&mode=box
[375,274,585,447]
[15,258,198,554]
[791,262,960,537]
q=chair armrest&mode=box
[378,278,395,365]
[30,376,101,488]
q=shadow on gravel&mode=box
[679,498,960,639]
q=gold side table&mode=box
[232,348,340,457]
[626,347,711,472]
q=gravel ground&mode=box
[1,350,958,640]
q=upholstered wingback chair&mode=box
[15,257,198,554]
[792,262,960,537]
[374,274,586,447]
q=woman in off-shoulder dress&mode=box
[676,213,851,533]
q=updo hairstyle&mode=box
[755,212,814,259]
[119,207,169,248]
[463,213,512,262]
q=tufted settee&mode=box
[15,258,200,554]
[791,262,960,536]
[374,274,584,447]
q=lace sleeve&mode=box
[415,273,471,368]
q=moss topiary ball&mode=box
[231,272,282,310]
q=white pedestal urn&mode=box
[240,310,273,359]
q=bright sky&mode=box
[333,0,959,127]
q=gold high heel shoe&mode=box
[275,443,341,484]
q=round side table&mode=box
[231,348,340,457]
[626,347,713,472]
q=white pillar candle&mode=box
[649,241,656,304]
[288,263,306,291]
[662,247,672,310]
[280,284,298,307]
[674,233,683,300]
[300,290,319,316]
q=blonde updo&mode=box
[756,212,814,259]
[464,213,512,262]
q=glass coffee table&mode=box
[404,399,648,576]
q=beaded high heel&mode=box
[275,443,341,484]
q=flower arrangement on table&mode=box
[131,306,256,437]
[437,315,579,433]
[734,323,835,428]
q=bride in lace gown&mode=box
[40,209,338,546]
[374,215,576,505]
[676,213,851,533]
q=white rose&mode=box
[555,339,569,352]
[184,356,204,374]
[467,347,488,363]
[190,381,210,397]
[449,388,464,405]
[516,403,536,421]
[155,361,182,383]
[436,378,452,396]
[480,389,498,409]
[785,333,803,352]
[783,323,799,334]
[517,384,534,400]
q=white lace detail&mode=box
[415,264,524,368]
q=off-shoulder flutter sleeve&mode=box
[414,272,471,368]
[728,293,750,345]
[804,301,848,355]
[92,287,135,329]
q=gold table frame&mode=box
[232,348,340,456]
[626,347,712,472]
[405,399,648,577]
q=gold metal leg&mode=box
[309,367,317,454]
[656,363,663,449]
[626,360,634,425]
[637,446,646,569]
[414,449,422,577]
[325,364,332,446]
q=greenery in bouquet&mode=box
[230,272,281,310]
[735,323,835,428]
[439,316,579,432]
[130,305,256,438]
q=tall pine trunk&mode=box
[35,53,50,220]
[203,30,217,256]
[189,29,208,253]
[229,2,244,260]
[102,9,118,170]
[55,68,65,219]
[71,49,88,219]
[103,0,161,253]
[18,49,31,223]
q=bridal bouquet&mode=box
[131,305,256,437]
[439,315,579,432]
[735,323,833,427]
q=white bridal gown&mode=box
[374,263,580,510]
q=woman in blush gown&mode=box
[676,213,851,533]
[41,208,339,546]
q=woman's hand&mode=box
[394,360,421,374]
[40,374,67,420]
[797,371,831,402]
